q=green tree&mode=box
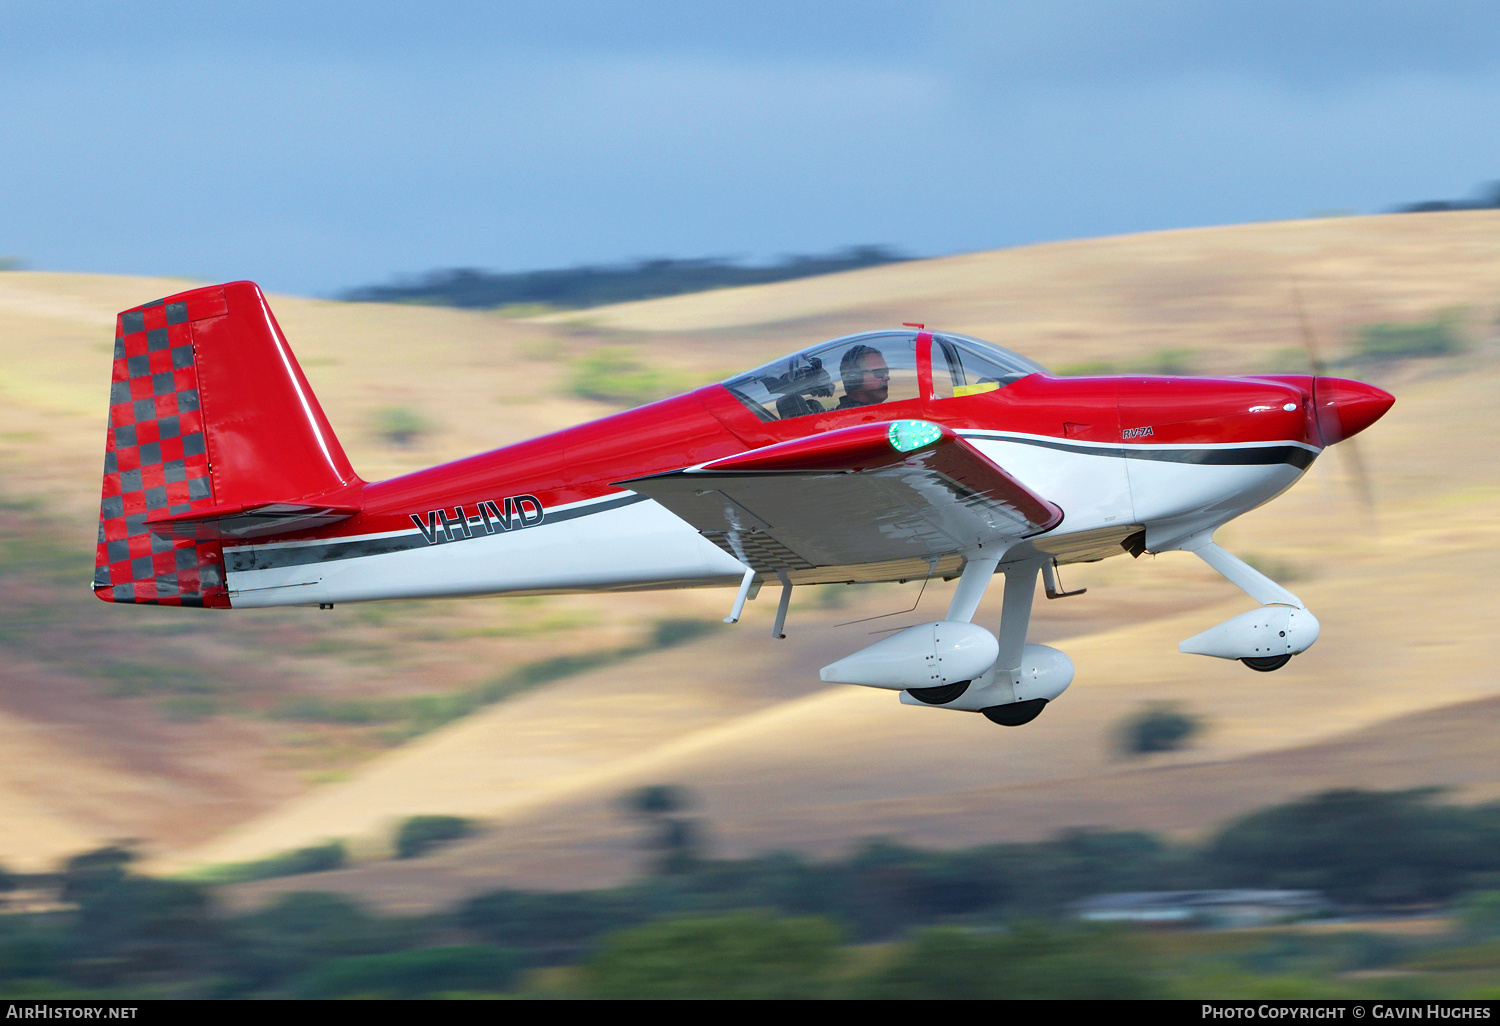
[0,914,66,983]
[69,876,217,984]
[1205,789,1499,906]
[855,923,1156,999]
[619,784,703,874]
[225,891,421,993]
[581,911,843,999]
[294,945,518,998]
[459,889,644,953]
[395,815,473,859]
[60,845,135,902]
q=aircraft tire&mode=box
[1240,654,1292,672]
[981,699,1047,726]
[906,680,972,705]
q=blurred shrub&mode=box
[1236,930,1408,977]
[98,660,214,698]
[1352,314,1465,361]
[1268,347,1316,373]
[1242,552,1308,584]
[226,890,424,992]
[1458,890,1500,940]
[620,784,694,817]
[0,914,64,983]
[60,846,136,902]
[395,815,474,859]
[459,889,644,952]
[650,618,718,648]
[570,348,692,406]
[1056,350,1195,377]
[267,647,625,741]
[58,850,217,984]
[270,841,347,876]
[1117,702,1203,757]
[618,784,703,874]
[295,944,519,998]
[159,694,219,722]
[1134,348,1197,375]
[371,405,429,446]
[1400,938,1500,972]
[580,911,843,999]
[853,922,1156,999]
[202,842,347,884]
[813,583,850,609]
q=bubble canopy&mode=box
[721,330,1049,422]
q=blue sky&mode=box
[3,1,1498,295]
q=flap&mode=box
[619,420,1061,576]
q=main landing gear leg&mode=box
[951,556,1050,727]
[994,561,1039,674]
[984,562,1046,726]
[945,555,999,624]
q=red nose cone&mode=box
[1313,377,1395,446]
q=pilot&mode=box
[836,345,890,408]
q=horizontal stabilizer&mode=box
[145,501,360,540]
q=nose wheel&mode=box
[1241,654,1291,672]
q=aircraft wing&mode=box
[619,420,1062,584]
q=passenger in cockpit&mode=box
[836,345,890,409]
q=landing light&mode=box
[889,420,943,452]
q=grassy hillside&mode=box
[0,212,1496,891]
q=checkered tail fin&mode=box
[93,281,362,606]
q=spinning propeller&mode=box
[1292,287,1386,518]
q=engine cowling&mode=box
[1178,604,1320,660]
[819,620,999,690]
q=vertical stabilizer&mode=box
[93,282,361,606]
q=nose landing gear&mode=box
[1240,654,1292,672]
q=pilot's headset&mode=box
[840,344,881,393]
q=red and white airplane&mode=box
[93,281,1393,726]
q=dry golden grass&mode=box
[0,211,1497,890]
[538,211,1500,373]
